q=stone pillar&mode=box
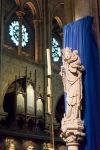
[64,0,74,24]
[64,0,92,23]
[68,145,78,150]
[0,0,7,120]
[74,0,92,20]
[60,117,85,150]
[91,0,100,52]
[16,10,25,55]
[33,20,41,63]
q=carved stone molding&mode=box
[16,10,25,18]
[60,116,85,146]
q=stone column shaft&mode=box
[0,0,7,119]
[68,145,78,150]
[74,0,91,20]
[64,0,92,23]
[33,20,41,63]
[64,0,74,24]
[16,10,25,55]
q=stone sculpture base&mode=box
[60,115,85,150]
[68,145,78,150]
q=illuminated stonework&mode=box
[9,21,28,47]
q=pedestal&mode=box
[68,145,78,150]
[60,116,85,150]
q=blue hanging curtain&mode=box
[63,16,100,150]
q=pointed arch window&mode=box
[4,8,35,58]
[52,37,61,62]
[52,17,63,65]
[9,21,29,47]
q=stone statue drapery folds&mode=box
[60,47,84,120]
[60,48,85,146]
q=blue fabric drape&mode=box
[63,16,100,150]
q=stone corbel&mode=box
[60,116,85,150]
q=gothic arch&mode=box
[23,1,42,62]
[24,1,41,20]
[3,77,35,123]
[51,2,64,23]
[2,78,19,107]
[24,2,37,18]
[15,0,42,20]
[54,16,63,29]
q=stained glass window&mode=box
[9,21,28,47]
[52,37,61,62]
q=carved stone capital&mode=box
[16,10,25,18]
[60,116,85,145]
[32,20,42,28]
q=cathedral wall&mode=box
[0,51,44,112]
[52,72,63,112]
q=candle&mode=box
[47,96,51,114]
[47,78,51,95]
[46,48,51,75]
[46,48,52,114]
